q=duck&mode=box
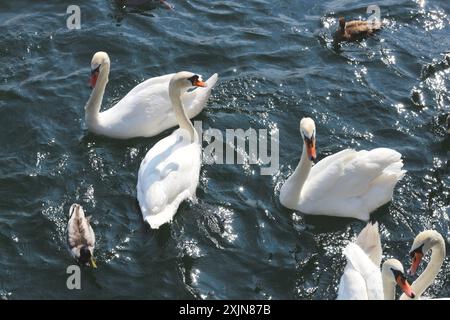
[136,72,205,229]
[85,52,218,139]
[67,204,96,268]
[400,230,448,300]
[337,222,415,299]
[335,17,382,41]
[279,117,405,221]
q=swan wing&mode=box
[122,73,175,97]
[337,243,383,300]
[98,73,218,138]
[356,222,382,266]
[300,148,404,219]
[137,129,201,229]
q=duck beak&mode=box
[409,251,423,275]
[193,79,207,87]
[396,274,415,298]
[305,137,316,161]
[90,257,97,268]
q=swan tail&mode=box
[383,160,406,180]
[358,149,405,214]
[363,159,405,212]
[205,73,219,89]
[356,222,382,266]
[144,210,174,229]
[138,184,174,229]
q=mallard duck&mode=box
[67,204,97,268]
[335,17,382,41]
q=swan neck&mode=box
[169,86,195,142]
[382,276,396,300]
[85,62,110,125]
[295,143,313,194]
[410,240,445,299]
[285,142,312,206]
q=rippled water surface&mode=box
[0,0,449,299]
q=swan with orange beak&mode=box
[279,117,405,220]
[84,51,218,139]
[400,230,447,300]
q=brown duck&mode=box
[67,204,97,268]
[335,17,382,41]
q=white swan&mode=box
[85,52,218,139]
[279,117,405,220]
[400,230,448,300]
[67,204,97,268]
[337,222,415,300]
[136,72,204,229]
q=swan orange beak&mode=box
[193,79,207,87]
[89,67,100,89]
[89,72,99,89]
[305,137,316,161]
[409,251,423,276]
[396,274,415,298]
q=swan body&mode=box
[337,223,383,300]
[400,230,447,300]
[335,17,382,41]
[280,118,405,220]
[137,72,205,229]
[337,223,414,300]
[85,52,218,139]
[337,242,383,300]
[67,204,96,268]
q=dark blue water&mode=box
[0,0,449,299]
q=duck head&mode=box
[79,245,97,268]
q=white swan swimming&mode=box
[337,223,415,300]
[279,117,405,220]
[67,204,97,268]
[85,52,218,139]
[400,230,448,300]
[136,72,205,229]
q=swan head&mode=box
[338,17,346,29]
[90,52,110,89]
[79,245,97,268]
[382,259,415,298]
[300,117,316,161]
[408,230,444,275]
[169,71,207,93]
[446,114,450,133]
